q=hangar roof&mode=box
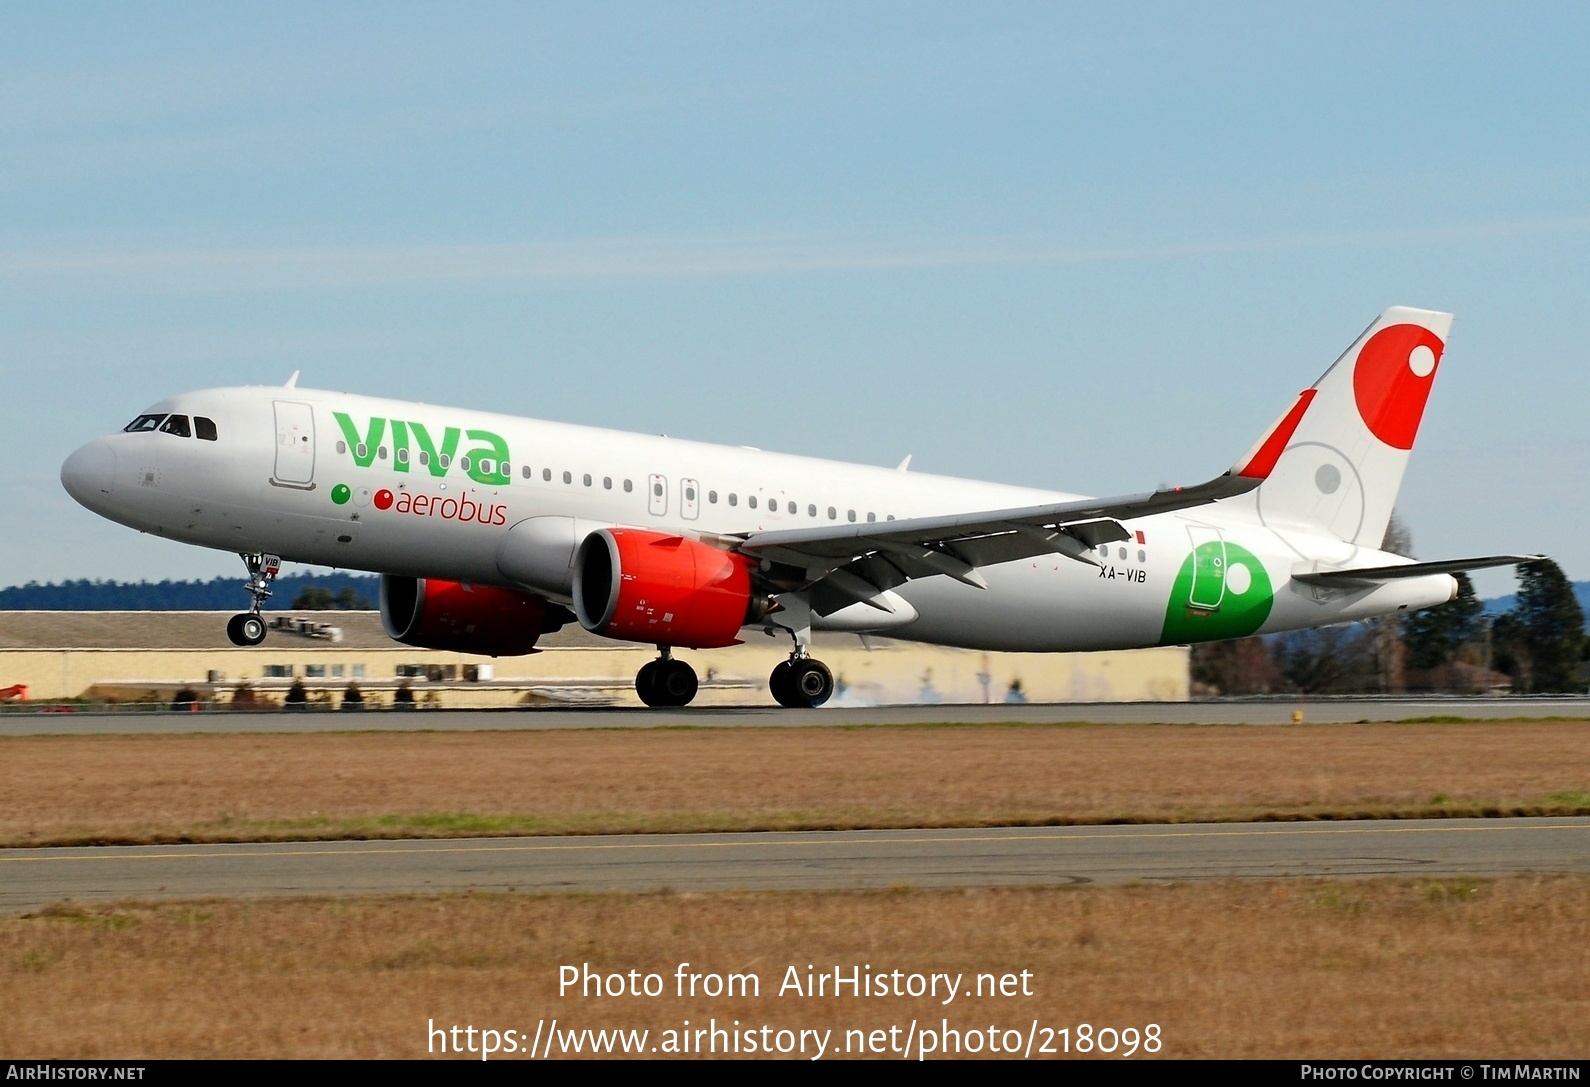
[0,611,604,651]
[0,612,877,652]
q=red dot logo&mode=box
[373,489,394,510]
[1352,323,1445,451]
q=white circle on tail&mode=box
[1408,344,1436,377]
[1226,562,1253,595]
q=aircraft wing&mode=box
[1291,555,1543,588]
[735,471,1260,614]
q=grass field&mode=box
[1,876,1584,1059]
[0,721,1586,846]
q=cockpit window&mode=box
[124,414,166,433]
[194,416,218,441]
[158,414,192,438]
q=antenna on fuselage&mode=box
[284,370,300,388]
[896,455,912,472]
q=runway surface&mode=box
[2,818,1585,912]
[5,697,1589,736]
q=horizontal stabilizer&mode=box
[1292,554,1544,587]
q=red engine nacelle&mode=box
[380,575,548,656]
[574,529,758,649]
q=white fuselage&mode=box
[61,384,1456,653]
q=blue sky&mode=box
[3,3,1587,596]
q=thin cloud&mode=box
[1,214,1587,291]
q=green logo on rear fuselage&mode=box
[1159,539,1274,644]
[332,412,511,485]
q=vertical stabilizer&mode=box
[1228,306,1453,548]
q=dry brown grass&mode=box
[2,721,1587,846]
[0,877,1584,1058]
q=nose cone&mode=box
[61,439,117,509]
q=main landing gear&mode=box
[636,648,699,708]
[769,652,835,709]
[225,553,280,647]
[763,593,833,708]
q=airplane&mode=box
[60,305,1537,708]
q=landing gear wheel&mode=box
[227,613,266,647]
[635,660,664,707]
[656,659,699,707]
[769,660,798,707]
[636,658,698,708]
[770,658,833,708]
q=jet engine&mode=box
[574,529,760,649]
[379,575,554,656]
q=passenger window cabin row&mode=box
[704,488,891,523]
[331,441,897,524]
[124,414,219,441]
[334,440,527,480]
[507,469,895,524]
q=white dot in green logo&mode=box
[1226,562,1252,595]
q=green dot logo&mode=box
[1160,539,1274,645]
[331,483,352,505]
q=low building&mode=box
[0,611,1190,708]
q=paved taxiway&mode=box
[4,697,1589,736]
[2,818,1584,912]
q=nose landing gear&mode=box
[226,553,280,647]
[636,648,699,708]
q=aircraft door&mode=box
[648,473,668,516]
[1185,525,1227,611]
[680,478,700,520]
[273,401,316,486]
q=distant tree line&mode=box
[0,574,380,611]
[1193,516,1588,696]
[288,585,374,610]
